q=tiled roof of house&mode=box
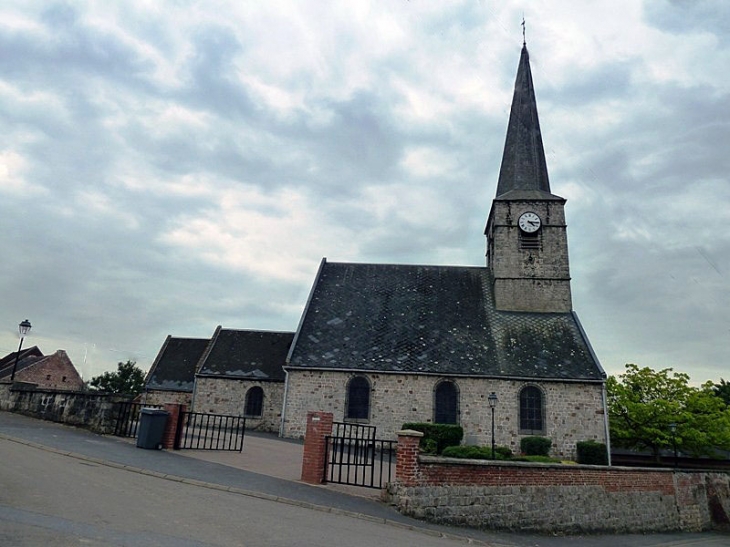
[145,336,209,392]
[197,328,294,382]
[287,260,604,382]
[0,346,44,379]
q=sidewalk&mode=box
[177,430,381,500]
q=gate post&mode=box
[162,403,186,450]
[300,411,333,484]
[395,429,423,487]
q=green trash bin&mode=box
[136,408,169,449]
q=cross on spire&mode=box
[521,16,526,46]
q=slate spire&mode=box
[495,45,551,198]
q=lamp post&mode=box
[669,422,678,468]
[488,391,498,459]
[10,319,32,383]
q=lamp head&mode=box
[19,319,31,337]
[487,392,498,408]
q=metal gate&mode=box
[175,411,246,451]
[324,422,396,489]
[112,402,162,438]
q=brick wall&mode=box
[193,377,283,432]
[282,370,606,458]
[386,431,730,534]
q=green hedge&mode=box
[511,455,562,463]
[520,436,552,456]
[401,423,463,454]
[576,440,608,465]
[441,445,511,460]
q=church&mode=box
[147,44,609,458]
[279,44,609,457]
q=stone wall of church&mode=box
[142,389,192,407]
[193,377,284,433]
[282,370,606,458]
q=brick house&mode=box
[280,45,609,458]
[0,348,83,391]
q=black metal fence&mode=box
[175,411,246,451]
[324,421,396,489]
[112,402,162,438]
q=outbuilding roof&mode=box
[145,336,209,392]
[197,327,294,382]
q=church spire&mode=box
[494,45,551,198]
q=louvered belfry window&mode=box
[434,380,459,424]
[519,385,544,433]
[346,376,370,421]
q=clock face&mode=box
[518,212,541,233]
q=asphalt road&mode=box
[0,439,493,547]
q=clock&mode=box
[518,212,541,233]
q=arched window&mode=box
[519,385,544,434]
[434,380,459,424]
[345,376,370,421]
[244,386,264,418]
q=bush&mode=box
[441,445,509,460]
[520,436,552,456]
[512,455,562,463]
[402,423,463,454]
[494,445,513,459]
[576,440,608,465]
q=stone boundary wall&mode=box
[0,382,127,434]
[385,430,730,534]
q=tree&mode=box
[607,364,730,459]
[713,379,730,406]
[88,360,146,397]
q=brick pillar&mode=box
[162,403,186,450]
[300,411,334,484]
[396,429,424,487]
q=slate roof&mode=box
[495,45,562,201]
[0,346,44,379]
[287,260,605,382]
[145,336,209,392]
[197,327,294,382]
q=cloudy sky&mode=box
[1,1,728,384]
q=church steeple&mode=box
[495,45,552,198]
[485,44,572,313]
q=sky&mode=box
[1,1,728,384]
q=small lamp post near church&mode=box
[488,392,498,459]
[669,422,678,468]
[10,319,32,383]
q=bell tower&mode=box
[485,45,572,313]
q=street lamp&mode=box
[488,392,498,459]
[10,319,32,383]
[669,422,678,468]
